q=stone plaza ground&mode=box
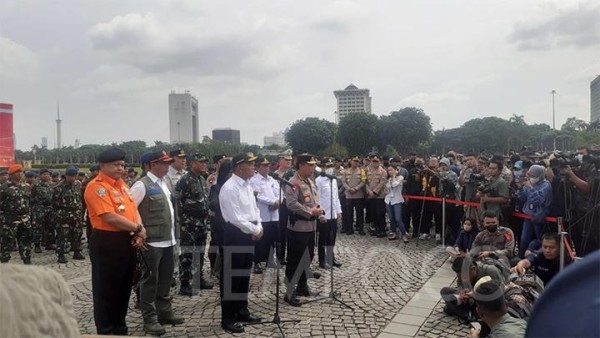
[23,232,472,337]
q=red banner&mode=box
[0,103,15,167]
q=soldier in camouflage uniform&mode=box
[53,167,84,263]
[0,164,33,264]
[175,153,214,296]
[31,168,55,253]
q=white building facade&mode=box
[169,91,199,143]
[592,75,600,123]
[334,84,372,123]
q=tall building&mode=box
[0,103,15,167]
[264,131,286,147]
[212,128,240,144]
[169,91,199,143]
[41,137,48,149]
[334,83,372,123]
[592,75,600,123]
[56,102,62,149]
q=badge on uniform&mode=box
[118,204,126,212]
[97,187,106,197]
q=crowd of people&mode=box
[1,145,599,337]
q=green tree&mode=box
[285,117,336,154]
[377,107,432,154]
[337,113,378,155]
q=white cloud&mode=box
[0,37,40,82]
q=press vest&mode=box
[138,176,173,243]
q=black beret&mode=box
[39,168,50,175]
[25,171,36,178]
[51,171,60,178]
[89,165,100,172]
[98,147,126,163]
[65,166,78,176]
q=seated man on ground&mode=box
[469,277,526,338]
[511,232,572,286]
[470,210,515,267]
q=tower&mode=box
[169,91,199,143]
[333,83,372,124]
[56,102,62,149]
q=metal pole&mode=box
[551,90,556,151]
[559,232,567,271]
[441,198,446,247]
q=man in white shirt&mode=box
[129,151,184,336]
[250,157,281,274]
[218,153,264,333]
[315,159,343,269]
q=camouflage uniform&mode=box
[52,180,83,256]
[175,171,210,290]
[0,181,32,263]
[31,179,55,248]
[471,226,516,266]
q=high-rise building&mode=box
[212,128,240,144]
[0,103,15,167]
[334,83,372,123]
[41,137,48,149]
[169,91,199,143]
[264,132,286,147]
[591,75,600,123]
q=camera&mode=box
[470,173,486,181]
[477,180,493,194]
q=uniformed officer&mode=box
[31,168,55,253]
[175,153,213,296]
[365,155,388,237]
[82,164,100,241]
[0,164,32,264]
[84,147,147,335]
[25,171,36,186]
[471,210,515,266]
[51,171,61,186]
[342,156,366,235]
[274,153,294,265]
[284,154,324,307]
[0,169,8,184]
[53,166,84,263]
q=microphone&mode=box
[271,172,294,188]
[320,171,337,180]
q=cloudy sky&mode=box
[1,0,599,150]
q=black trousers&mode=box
[421,200,442,234]
[407,199,422,236]
[346,198,364,231]
[254,221,277,264]
[220,223,254,324]
[285,229,315,294]
[318,219,337,265]
[139,245,175,324]
[277,203,289,261]
[208,227,224,271]
[90,230,136,336]
[339,194,351,232]
[367,198,386,234]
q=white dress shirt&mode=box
[250,173,281,223]
[315,175,342,220]
[130,171,177,247]
[166,165,187,192]
[384,175,405,205]
[219,174,263,236]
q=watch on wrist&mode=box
[135,224,143,234]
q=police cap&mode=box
[232,153,257,167]
[297,154,316,165]
[169,149,186,158]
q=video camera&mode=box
[549,152,580,170]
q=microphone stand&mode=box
[303,174,353,310]
[245,175,300,337]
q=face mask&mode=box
[576,154,584,162]
[529,177,540,185]
[486,224,498,233]
[325,168,334,176]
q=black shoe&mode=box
[200,277,214,289]
[376,232,386,238]
[46,244,57,250]
[34,245,42,254]
[238,313,262,323]
[284,294,302,307]
[171,278,177,288]
[358,231,366,236]
[340,228,347,234]
[179,285,198,296]
[296,287,319,297]
[279,259,287,266]
[158,314,185,325]
[73,251,85,260]
[318,262,331,269]
[57,254,68,264]
[222,321,245,333]
[332,260,342,268]
[346,230,354,235]
[23,257,32,265]
[310,271,321,279]
[143,322,166,336]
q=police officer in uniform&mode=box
[471,210,515,267]
[0,164,33,264]
[365,155,388,237]
[342,156,366,235]
[284,154,324,307]
[175,153,213,296]
[31,168,55,252]
[54,166,84,263]
[84,147,147,335]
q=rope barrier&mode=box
[402,194,577,259]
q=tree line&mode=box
[14,110,600,165]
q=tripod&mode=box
[245,178,300,337]
[303,174,353,310]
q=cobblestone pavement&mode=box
[416,302,470,338]
[18,230,459,337]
